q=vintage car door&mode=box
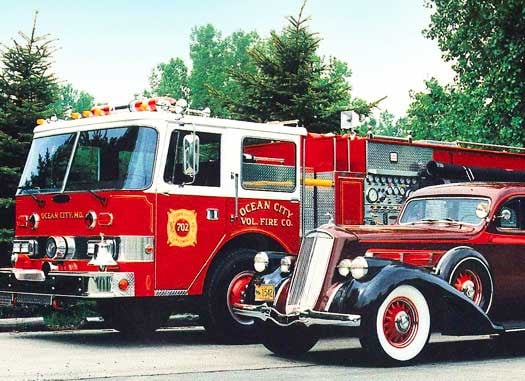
[483,196,525,312]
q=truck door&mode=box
[155,127,227,293]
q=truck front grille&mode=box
[286,231,334,314]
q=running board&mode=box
[500,321,525,332]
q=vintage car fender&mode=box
[327,259,503,336]
[434,245,490,279]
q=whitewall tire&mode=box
[363,284,431,363]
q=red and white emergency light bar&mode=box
[36,97,209,125]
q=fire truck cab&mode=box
[0,100,305,341]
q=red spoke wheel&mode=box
[227,271,255,325]
[448,258,493,313]
[453,269,483,305]
[382,297,419,349]
[361,285,430,363]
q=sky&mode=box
[1,0,455,118]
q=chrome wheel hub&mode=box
[462,280,475,300]
[394,311,411,334]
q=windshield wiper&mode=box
[418,218,461,225]
[87,189,107,207]
[17,186,45,207]
[62,182,108,206]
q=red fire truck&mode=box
[0,98,524,341]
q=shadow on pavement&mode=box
[13,326,222,348]
[296,334,525,368]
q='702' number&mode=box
[176,222,190,232]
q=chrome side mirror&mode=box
[183,134,200,178]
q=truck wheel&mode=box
[449,258,493,312]
[259,322,319,357]
[203,248,257,343]
[97,298,170,338]
[361,285,430,363]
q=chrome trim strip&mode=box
[154,289,188,296]
[233,303,360,328]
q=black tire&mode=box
[259,321,319,357]
[360,285,431,364]
[448,258,493,312]
[97,298,171,339]
[202,248,257,343]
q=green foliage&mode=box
[0,13,58,244]
[358,110,402,137]
[188,25,259,117]
[43,301,97,330]
[215,3,353,133]
[147,57,189,99]
[419,0,525,146]
[51,83,94,117]
[399,78,488,142]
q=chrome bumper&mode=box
[233,303,361,328]
[0,268,135,306]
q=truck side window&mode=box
[241,138,296,192]
[496,198,523,230]
[164,130,221,187]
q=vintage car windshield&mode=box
[18,126,157,194]
[399,197,490,225]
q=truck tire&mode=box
[97,298,170,339]
[203,248,257,343]
[361,284,430,364]
[259,321,319,357]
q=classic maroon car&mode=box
[234,182,525,363]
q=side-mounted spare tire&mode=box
[438,250,494,313]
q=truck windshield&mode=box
[18,133,76,194]
[17,126,157,194]
[399,197,490,225]
[66,126,157,191]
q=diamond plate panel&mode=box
[242,163,296,192]
[0,292,13,306]
[367,142,433,173]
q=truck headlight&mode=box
[350,256,368,279]
[254,252,269,273]
[337,259,352,277]
[280,256,293,273]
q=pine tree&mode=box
[0,13,58,254]
[214,2,353,133]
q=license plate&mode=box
[254,284,275,302]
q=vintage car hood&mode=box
[337,223,481,242]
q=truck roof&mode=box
[33,111,308,137]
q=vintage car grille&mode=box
[286,231,334,314]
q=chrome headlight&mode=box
[350,256,368,279]
[280,256,293,273]
[337,256,369,279]
[337,258,352,277]
[12,240,38,257]
[254,252,269,273]
[45,236,75,259]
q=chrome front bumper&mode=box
[0,268,135,306]
[233,303,361,328]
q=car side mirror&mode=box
[498,209,512,221]
[183,133,200,178]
